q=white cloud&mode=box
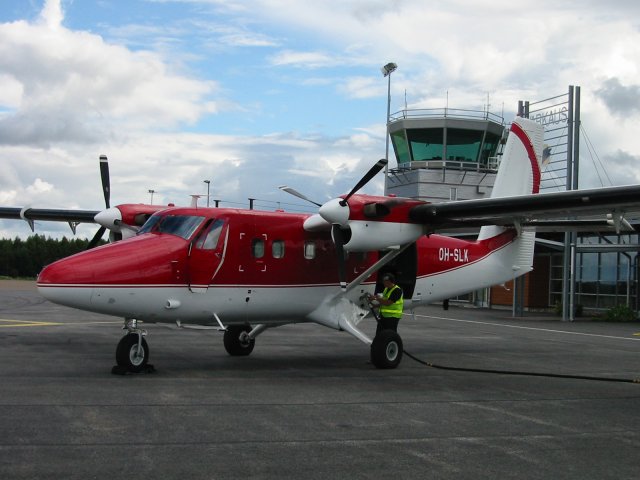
[268,50,335,68]
[0,2,220,147]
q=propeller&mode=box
[100,154,111,208]
[340,158,387,206]
[277,186,322,207]
[87,155,113,249]
[332,225,348,291]
[280,158,388,291]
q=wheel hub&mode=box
[239,331,251,348]
[386,341,399,361]
[129,345,145,366]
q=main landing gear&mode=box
[223,325,255,356]
[222,324,268,356]
[370,330,403,369]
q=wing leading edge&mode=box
[409,184,640,232]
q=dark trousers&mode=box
[376,315,400,336]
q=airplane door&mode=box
[377,243,417,299]
[187,219,228,292]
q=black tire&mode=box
[116,334,149,373]
[370,330,403,369]
[224,325,255,356]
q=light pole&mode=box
[381,62,397,195]
[148,189,155,205]
[203,180,210,207]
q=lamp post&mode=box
[148,189,155,205]
[203,180,210,207]
[381,62,397,195]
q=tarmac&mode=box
[1,279,640,479]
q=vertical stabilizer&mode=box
[478,117,544,241]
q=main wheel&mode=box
[223,325,255,356]
[370,330,403,369]
[116,333,149,373]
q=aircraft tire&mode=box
[370,330,403,369]
[223,325,255,356]
[116,334,149,373]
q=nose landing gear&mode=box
[112,318,154,374]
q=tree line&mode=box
[0,235,102,278]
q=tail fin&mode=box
[478,117,544,241]
[491,116,544,198]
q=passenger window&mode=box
[252,239,265,258]
[304,241,316,259]
[272,240,285,259]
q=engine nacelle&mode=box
[340,220,424,251]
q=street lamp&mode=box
[148,189,155,205]
[203,180,210,207]
[381,62,397,195]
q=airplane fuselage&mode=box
[37,206,526,328]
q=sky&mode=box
[2,0,640,239]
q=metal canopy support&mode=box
[512,274,525,317]
[562,86,581,321]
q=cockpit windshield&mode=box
[137,214,205,240]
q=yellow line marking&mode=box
[0,319,121,328]
[0,319,63,327]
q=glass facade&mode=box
[549,234,638,310]
[392,127,501,168]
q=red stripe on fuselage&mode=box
[510,121,541,194]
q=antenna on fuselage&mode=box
[190,195,203,208]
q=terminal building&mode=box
[384,95,640,318]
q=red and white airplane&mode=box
[3,117,640,372]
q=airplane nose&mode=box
[37,256,95,309]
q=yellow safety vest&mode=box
[379,284,403,318]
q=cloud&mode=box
[595,78,640,117]
[0,0,220,147]
[268,50,335,69]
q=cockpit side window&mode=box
[137,214,205,240]
[137,214,161,235]
[196,219,225,250]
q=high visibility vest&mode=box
[379,284,403,318]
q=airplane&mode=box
[3,116,640,373]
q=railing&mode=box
[390,158,499,174]
[389,107,504,124]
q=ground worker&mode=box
[368,273,404,335]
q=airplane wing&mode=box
[409,184,640,232]
[0,207,99,232]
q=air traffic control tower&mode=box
[386,108,507,202]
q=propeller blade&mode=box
[341,158,388,206]
[87,226,106,249]
[332,224,347,291]
[99,155,111,209]
[278,186,322,207]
